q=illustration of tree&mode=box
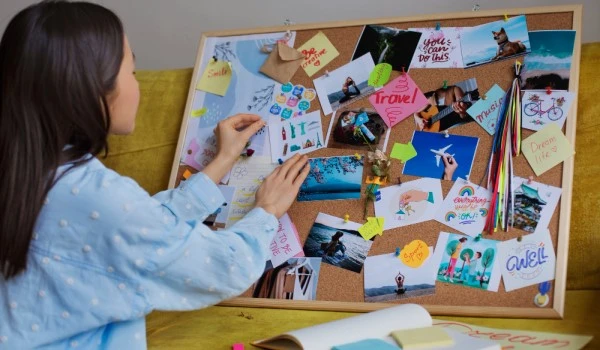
[459,248,474,275]
[214,42,236,61]
[479,248,496,288]
[247,84,275,112]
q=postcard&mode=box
[521,30,576,90]
[303,213,373,273]
[408,27,465,69]
[461,15,530,68]
[298,156,364,202]
[435,178,491,237]
[268,110,325,163]
[413,78,480,133]
[402,131,479,181]
[364,248,443,302]
[325,108,391,152]
[352,25,422,71]
[509,176,562,234]
[522,90,574,131]
[434,232,502,292]
[269,213,304,268]
[313,53,376,116]
[374,178,443,230]
[252,257,322,300]
[498,228,556,292]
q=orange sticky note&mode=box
[400,239,429,268]
[182,169,192,180]
[196,60,232,96]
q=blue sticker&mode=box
[298,100,310,111]
[281,108,293,120]
[269,104,282,115]
[281,82,293,93]
[292,85,304,96]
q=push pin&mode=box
[401,66,406,75]
[464,175,470,184]
[354,152,362,160]
[212,55,218,62]
[527,176,534,184]
[397,177,402,185]
[343,214,350,223]
[517,236,523,242]
[435,22,441,31]
[278,158,283,165]
[395,247,401,257]
[472,4,480,11]
[442,80,448,89]
[444,130,450,138]
[504,14,509,22]
[182,169,192,180]
[481,94,487,100]
[545,86,552,95]
[324,70,330,77]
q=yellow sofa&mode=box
[101,43,600,349]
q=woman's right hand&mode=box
[255,154,310,218]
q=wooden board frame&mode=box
[169,5,582,319]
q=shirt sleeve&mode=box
[91,169,278,313]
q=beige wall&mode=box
[1,0,596,70]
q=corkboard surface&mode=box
[174,8,579,317]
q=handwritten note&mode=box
[434,178,491,237]
[498,229,556,292]
[368,73,428,127]
[390,142,417,163]
[400,239,430,268]
[522,90,574,131]
[195,60,232,96]
[368,63,392,87]
[521,124,574,176]
[466,84,505,135]
[409,27,465,68]
[225,156,277,228]
[269,213,304,268]
[297,31,339,77]
[358,217,385,240]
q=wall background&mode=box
[0,0,596,69]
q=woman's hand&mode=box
[255,154,310,218]
[442,154,458,180]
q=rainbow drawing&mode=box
[479,208,488,217]
[445,211,457,222]
[459,185,475,196]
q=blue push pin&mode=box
[278,158,283,165]
[435,22,441,31]
[375,190,382,202]
[395,247,401,257]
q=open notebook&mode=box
[252,304,500,350]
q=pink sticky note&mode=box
[368,73,428,127]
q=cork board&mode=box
[170,5,582,318]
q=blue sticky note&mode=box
[332,339,400,350]
[466,84,505,135]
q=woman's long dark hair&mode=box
[0,0,124,278]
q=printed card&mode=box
[252,257,322,300]
[435,178,491,237]
[368,73,428,127]
[510,176,562,234]
[521,123,575,176]
[466,84,505,135]
[297,31,340,77]
[434,232,502,292]
[269,213,304,268]
[409,27,465,68]
[374,178,443,230]
[268,110,324,163]
[498,228,556,292]
[522,90,574,131]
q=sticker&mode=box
[281,108,293,120]
[270,84,315,120]
[303,88,317,101]
[298,100,310,111]
[400,239,430,268]
[269,104,282,115]
[275,93,287,104]
[281,82,293,93]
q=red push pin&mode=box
[527,175,534,184]
[545,86,552,95]
[401,66,406,75]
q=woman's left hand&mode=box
[215,114,266,161]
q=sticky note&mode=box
[195,60,232,96]
[358,217,385,240]
[332,339,399,350]
[521,123,574,176]
[466,84,505,135]
[368,63,392,87]
[297,31,340,76]
[391,327,453,349]
[400,239,429,268]
[390,142,417,163]
[191,107,207,118]
[368,73,428,127]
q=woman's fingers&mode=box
[286,155,309,180]
[292,162,310,187]
[241,119,266,140]
[277,154,302,179]
[230,113,262,128]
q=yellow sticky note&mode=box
[297,31,340,77]
[400,239,429,268]
[196,60,232,96]
[391,327,453,350]
[358,217,385,240]
[191,107,207,118]
[521,123,574,176]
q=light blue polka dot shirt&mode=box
[0,157,278,349]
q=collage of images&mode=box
[188,14,576,305]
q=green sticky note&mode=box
[521,123,574,176]
[358,217,385,240]
[391,327,453,349]
[191,107,207,118]
[390,142,417,163]
[368,63,392,87]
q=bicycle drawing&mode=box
[523,94,565,122]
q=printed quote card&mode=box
[466,84,505,135]
[498,228,556,292]
[268,110,324,163]
[269,213,304,268]
[521,123,575,176]
[368,73,428,127]
[409,27,465,68]
[522,90,574,131]
[435,178,491,237]
[297,31,339,77]
[510,176,561,234]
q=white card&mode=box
[498,228,556,291]
[522,90,574,131]
[510,176,562,234]
[268,110,324,163]
[269,213,304,268]
[375,178,443,230]
[408,27,465,68]
[435,178,491,237]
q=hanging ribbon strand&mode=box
[485,61,522,234]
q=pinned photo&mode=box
[252,257,322,300]
[325,108,391,152]
[298,156,364,202]
[461,15,530,68]
[352,25,422,71]
[303,213,373,273]
[313,53,376,115]
[509,176,562,234]
[521,30,576,90]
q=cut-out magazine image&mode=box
[303,213,373,273]
[252,257,322,300]
[298,156,364,202]
[461,15,530,68]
